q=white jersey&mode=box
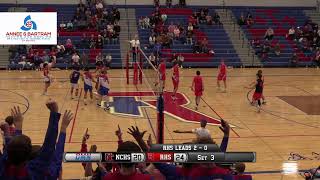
[192,127,211,139]
[98,75,109,89]
[83,72,93,86]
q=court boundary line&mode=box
[68,89,83,143]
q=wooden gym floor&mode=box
[0,68,319,179]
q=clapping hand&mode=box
[115,125,122,140]
[219,119,230,136]
[11,106,23,130]
[60,110,74,133]
[127,126,146,141]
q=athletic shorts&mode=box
[217,73,226,81]
[253,92,262,101]
[84,84,93,92]
[98,87,109,96]
[195,90,203,97]
[71,83,79,89]
[160,73,166,81]
[172,77,179,88]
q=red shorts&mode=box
[172,77,179,88]
[253,92,262,101]
[195,90,203,97]
[160,73,166,81]
[217,73,226,81]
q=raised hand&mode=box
[11,106,23,130]
[82,128,90,143]
[219,119,230,136]
[147,134,153,147]
[127,126,146,141]
[60,110,74,133]
[115,125,122,140]
[46,99,59,113]
[89,145,97,152]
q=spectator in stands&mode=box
[42,51,50,63]
[171,53,178,63]
[114,21,121,37]
[186,30,193,45]
[139,16,144,29]
[161,13,168,23]
[89,34,96,49]
[200,37,209,53]
[104,53,112,69]
[177,54,184,67]
[166,0,172,8]
[111,31,118,44]
[264,27,274,41]
[66,20,74,31]
[80,33,89,49]
[273,43,281,56]
[168,22,176,38]
[129,35,140,62]
[251,38,261,49]
[96,52,103,63]
[56,44,65,58]
[112,7,120,22]
[213,12,221,25]
[233,163,253,180]
[287,26,295,40]
[0,116,16,138]
[238,15,246,26]
[206,14,213,25]
[313,49,320,67]
[65,39,74,54]
[101,28,108,42]
[179,0,186,7]
[96,35,104,49]
[290,53,298,67]
[72,52,80,65]
[173,26,181,41]
[193,41,201,53]
[312,36,320,50]
[143,16,150,29]
[149,53,156,67]
[199,11,206,24]
[154,0,160,7]
[80,51,89,66]
[149,34,156,48]
[59,18,66,31]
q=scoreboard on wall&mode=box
[64,144,256,163]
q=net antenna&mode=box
[138,47,165,144]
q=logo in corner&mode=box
[20,15,37,31]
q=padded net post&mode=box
[156,94,164,144]
[126,52,129,84]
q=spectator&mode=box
[112,7,120,22]
[264,27,274,41]
[111,31,118,44]
[173,26,180,40]
[274,43,281,56]
[80,51,89,66]
[149,53,156,67]
[177,54,184,67]
[129,34,140,62]
[251,38,261,49]
[199,11,206,24]
[95,0,103,11]
[186,30,193,45]
[171,53,178,63]
[143,16,150,29]
[89,34,96,49]
[96,52,103,63]
[114,21,121,37]
[149,34,156,48]
[139,16,144,29]
[287,26,295,40]
[104,53,112,69]
[80,33,89,49]
[200,37,209,53]
[65,39,74,54]
[101,28,108,42]
[206,14,213,25]
[96,35,104,49]
[179,0,186,7]
[59,19,66,30]
[154,0,160,7]
[233,163,253,180]
[0,116,16,139]
[313,50,320,67]
[72,52,80,65]
[168,22,176,38]
[213,12,221,25]
[187,22,194,32]
[66,20,74,31]
[193,41,201,53]
[56,44,65,58]
[42,51,50,63]
[238,15,246,26]
[166,0,172,8]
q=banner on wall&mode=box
[0,12,57,45]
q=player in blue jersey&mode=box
[70,66,81,99]
[96,70,110,111]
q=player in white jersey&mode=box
[82,67,95,105]
[96,70,110,111]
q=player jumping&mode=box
[96,70,110,111]
[246,73,264,113]
[82,67,95,105]
[217,59,227,92]
[42,63,51,95]
[171,61,180,100]
[191,70,204,110]
[70,66,81,99]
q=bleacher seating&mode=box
[232,7,315,67]
[135,7,242,67]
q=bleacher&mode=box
[232,7,315,67]
[135,7,242,67]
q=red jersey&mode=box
[173,64,179,79]
[159,62,166,80]
[193,75,203,92]
[219,64,226,75]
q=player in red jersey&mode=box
[158,59,166,91]
[42,63,51,95]
[246,73,264,113]
[171,61,179,100]
[191,70,204,110]
[217,59,227,92]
